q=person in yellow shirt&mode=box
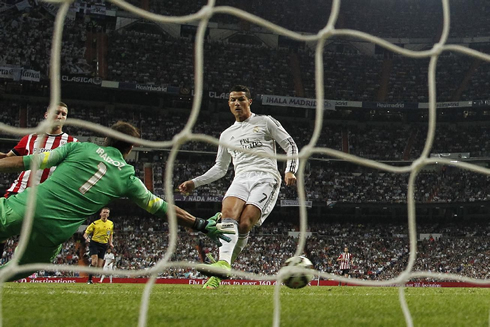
[83,207,114,284]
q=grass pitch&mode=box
[2,283,490,326]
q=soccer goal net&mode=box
[2,0,490,326]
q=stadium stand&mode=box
[2,0,490,283]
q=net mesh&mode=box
[1,0,490,326]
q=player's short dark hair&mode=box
[229,85,252,99]
[104,121,140,154]
[45,102,68,113]
[101,207,110,212]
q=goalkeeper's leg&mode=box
[0,201,63,281]
[0,231,62,282]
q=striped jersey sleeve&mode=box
[22,142,72,171]
[12,135,31,156]
[265,116,299,174]
[8,133,78,193]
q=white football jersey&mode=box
[193,114,298,187]
[103,253,115,269]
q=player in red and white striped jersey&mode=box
[0,102,78,197]
[0,102,77,257]
[337,247,353,286]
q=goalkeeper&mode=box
[0,121,233,281]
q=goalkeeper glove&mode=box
[192,212,235,246]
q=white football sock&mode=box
[231,232,249,263]
[218,218,239,265]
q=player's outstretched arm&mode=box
[0,150,16,159]
[185,142,232,190]
[0,156,25,172]
[128,177,234,245]
[172,206,234,246]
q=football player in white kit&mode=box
[179,85,298,289]
[99,247,115,283]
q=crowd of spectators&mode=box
[3,98,490,204]
[461,59,490,101]
[105,26,490,102]
[3,1,490,102]
[128,152,490,204]
[296,50,490,102]
[3,0,490,288]
[4,219,490,282]
[410,123,490,159]
[348,123,409,160]
[8,99,490,161]
[6,0,486,41]
[180,161,490,204]
[107,28,294,96]
[134,151,490,205]
[297,50,384,101]
[2,144,488,205]
[122,0,490,39]
[385,54,475,103]
[0,3,90,76]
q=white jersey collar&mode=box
[234,113,255,125]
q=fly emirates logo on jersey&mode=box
[229,124,266,157]
[231,137,264,157]
[96,147,126,170]
[239,138,263,150]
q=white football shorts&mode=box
[103,264,114,271]
[224,171,280,226]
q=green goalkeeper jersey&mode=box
[6,142,168,244]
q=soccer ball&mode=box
[282,256,314,289]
